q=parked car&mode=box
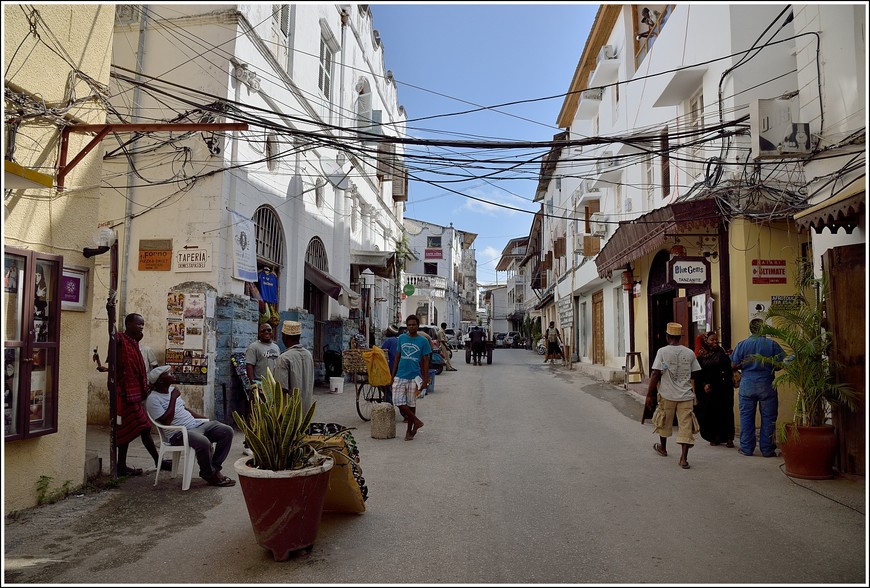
[494,333,507,347]
[505,331,521,348]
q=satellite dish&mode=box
[320,155,349,189]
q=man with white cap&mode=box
[646,322,702,469]
[144,365,236,487]
[274,320,314,415]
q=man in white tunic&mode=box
[274,320,314,415]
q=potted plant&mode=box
[232,369,343,561]
[754,267,856,479]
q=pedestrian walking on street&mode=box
[381,325,400,404]
[544,321,563,364]
[646,322,702,469]
[730,318,786,458]
[390,314,430,440]
[694,331,736,448]
[145,366,236,487]
[437,322,458,371]
[115,313,161,477]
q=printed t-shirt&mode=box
[395,333,432,380]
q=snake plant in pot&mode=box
[753,268,856,479]
[232,368,344,560]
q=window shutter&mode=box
[392,165,408,201]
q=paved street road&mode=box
[4,349,866,584]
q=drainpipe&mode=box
[333,9,350,294]
[119,5,148,319]
[717,222,732,349]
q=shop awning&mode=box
[304,262,359,309]
[595,198,722,278]
[793,186,865,234]
[350,250,396,278]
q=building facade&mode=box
[93,4,408,424]
[4,4,117,511]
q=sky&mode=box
[369,3,598,285]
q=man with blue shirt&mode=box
[731,318,786,458]
[390,314,430,441]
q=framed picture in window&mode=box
[60,265,88,312]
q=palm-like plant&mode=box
[233,368,344,471]
[753,266,856,428]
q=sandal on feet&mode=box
[118,466,143,477]
[725,441,735,448]
[204,473,236,487]
[679,461,691,469]
[653,443,667,457]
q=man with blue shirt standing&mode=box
[731,318,786,458]
[390,314,430,441]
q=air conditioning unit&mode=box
[598,44,616,63]
[574,241,585,256]
[581,179,600,196]
[591,212,607,237]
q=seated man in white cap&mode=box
[274,320,314,415]
[144,365,237,487]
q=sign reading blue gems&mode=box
[668,256,710,286]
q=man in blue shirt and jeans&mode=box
[730,318,786,457]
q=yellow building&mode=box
[4,4,115,512]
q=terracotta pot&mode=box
[234,456,334,561]
[780,423,837,480]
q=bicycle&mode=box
[351,370,385,421]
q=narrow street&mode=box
[4,349,866,584]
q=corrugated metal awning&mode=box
[350,250,396,278]
[793,186,865,234]
[595,198,722,278]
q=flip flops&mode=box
[653,443,667,457]
[679,461,691,469]
[203,473,237,487]
[118,466,143,477]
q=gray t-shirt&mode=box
[651,344,701,402]
[245,340,280,381]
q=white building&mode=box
[401,218,476,331]
[95,4,408,422]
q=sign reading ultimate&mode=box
[176,246,212,272]
[668,256,709,285]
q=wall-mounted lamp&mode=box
[703,250,719,261]
[83,228,117,258]
[621,267,634,291]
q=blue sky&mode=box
[370,3,598,284]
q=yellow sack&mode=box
[363,345,391,387]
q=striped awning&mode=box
[595,198,722,278]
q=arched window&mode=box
[254,206,285,269]
[305,236,328,272]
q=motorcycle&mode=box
[536,338,546,355]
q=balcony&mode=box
[576,88,603,120]
[403,273,447,298]
[588,45,619,87]
[572,179,601,207]
[592,151,621,188]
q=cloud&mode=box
[459,184,534,217]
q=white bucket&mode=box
[329,377,343,394]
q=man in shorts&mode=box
[646,322,702,469]
[390,314,430,440]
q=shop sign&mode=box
[752,259,787,284]
[424,248,442,259]
[557,296,573,329]
[402,283,415,296]
[138,239,172,271]
[668,256,709,285]
[175,244,212,272]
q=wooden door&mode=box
[824,244,865,476]
[672,296,690,348]
[592,291,604,364]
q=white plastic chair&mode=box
[148,413,208,491]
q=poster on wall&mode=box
[165,290,208,384]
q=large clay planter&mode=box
[234,456,334,561]
[780,424,837,480]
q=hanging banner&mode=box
[231,210,257,282]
